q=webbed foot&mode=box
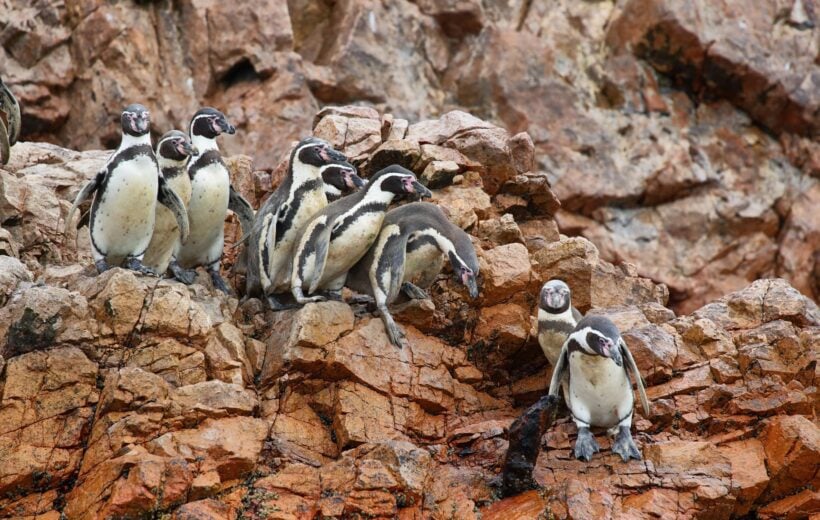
[573,427,600,461]
[401,282,429,300]
[612,426,641,462]
[170,261,197,285]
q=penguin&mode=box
[0,75,21,165]
[323,162,366,201]
[171,107,237,292]
[64,104,189,274]
[245,137,351,309]
[142,130,197,275]
[548,315,651,462]
[345,201,479,347]
[537,279,583,367]
[290,165,432,306]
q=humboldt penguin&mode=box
[548,315,651,462]
[171,107,237,292]
[346,201,479,347]
[538,279,583,366]
[64,104,189,274]
[245,137,350,309]
[0,75,21,165]
[323,162,366,201]
[142,130,197,275]
[290,165,432,306]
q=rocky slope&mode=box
[1,108,818,519]
[1,0,818,314]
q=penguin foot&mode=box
[266,294,299,311]
[293,287,326,305]
[401,282,429,300]
[573,427,600,461]
[170,262,197,285]
[612,426,641,462]
[94,259,111,274]
[379,308,406,348]
[347,294,375,305]
[319,290,343,302]
[125,257,157,276]
[210,271,232,295]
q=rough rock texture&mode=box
[2,0,819,313]
[2,100,818,518]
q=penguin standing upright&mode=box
[537,280,583,367]
[172,107,237,292]
[0,76,21,165]
[323,162,366,201]
[346,202,479,347]
[142,130,197,275]
[245,137,351,309]
[290,165,432,306]
[64,104,189,274]
[548,315,651,462]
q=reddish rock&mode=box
[760,415,820,501]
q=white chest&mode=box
[567,352,633,427]
[403,242,444,283]
[324,211,383,280]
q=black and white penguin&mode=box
[171,107,237,292]
[323,162,366,201]
[245,137,351,309]
[64,104,189,274]
[142,130,197,275]
[346,201,479,347]
[548,315,651,462]
[1,75,21,165]
[290,165,432,306]
[537,280,583,367]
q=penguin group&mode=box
[64,104,252,291]
[537,279,651,462]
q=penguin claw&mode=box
[210,272,232,295]
[401,282,429,300]
[612,427,641,462]
[573,427,600,461]
[266,294,299,311]
[94,259,111,274]
[125,257,157,276]
[170,262,197,285]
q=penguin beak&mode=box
[346,170,366,189]
[221,119,236,135]
[179,140,197,156]
[403,178,432,198]
[546,292,564,309]
[463,272,479,299]
[600,338,623,366]
[133,114,150,134]
[319,146,348,164]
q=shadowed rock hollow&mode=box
[1,105,818,519]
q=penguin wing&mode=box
[157,176,190,243]
[228,185,255,238]
[572,306,583,322]
[0,119,9,165]
[548,339,570,397]
[64,172,103,236]
[620,338,651,417]
[305,217,335,295]
[0,81,21,145]
[379,228,409,304]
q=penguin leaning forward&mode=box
[346,201,479,347]
[548,315,651,462]
[290,165,432,306]
[0,75,21,165]
[246,137,352,309]
[64,104,189,274]
[172,107,252,293]
[142,130,197,275]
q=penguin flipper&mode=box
[158,177,190,243]
[0,120,9,165]
[306,219,334,295]
[571,306,583,322]
[228,185,255,238]
[620,338,651,417]
[64,173,102,236]
[548,340,569,397]
[0,80,21,145]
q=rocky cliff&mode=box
[1,0,818,314]
[1,105,818,519]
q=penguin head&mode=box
[540,279,571,313]
[121,104,151,137]
[448,250,479,299]
[321,162,365,193]
[576,316,623,366]
[368,165,432,199]
[157,130,197,161]
[190,107,235,139]
[293,137,348,168]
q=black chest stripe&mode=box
[188,150,225,178]
[163,165,186,179]
[406,234,438,253]
[539,320,576,335]
[330,202,388,240]
[275,179,323,246]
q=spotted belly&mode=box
[176,164,229,268]
[91,156,158,259]
[567,352,633,427]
